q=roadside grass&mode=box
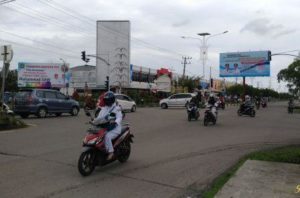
[202,145,300,198]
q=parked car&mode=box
[115,94,137,112]
[14,89,80,118]
[159,93,195,109]
[0,102,14,115]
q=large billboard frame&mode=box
[18,62,71,88]
[219,51,271,77]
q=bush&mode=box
[0,112,26,131]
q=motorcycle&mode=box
[261,100,267,108]
[187,102,200,121]
[237,104,255,117]
[255,100,260,110]
[78,110,134,176]
[203,104,217,126]
[288,102,294,114]
[217,100,225,110]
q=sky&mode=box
[0,0,299,92]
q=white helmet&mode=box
[245,95,250,100]
[209,93,214,97]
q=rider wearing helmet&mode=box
[207,93,218,118]
[208,93,217,106]
[92,91,123,160]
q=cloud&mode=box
[240,17,296,38]
[172,19,190,27]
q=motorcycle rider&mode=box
[207,93,217,118]
[241,95,252,111]
[92,91,123,160]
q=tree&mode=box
[178,76,200,92]
[0,69,18,92]
[277,60,300,96]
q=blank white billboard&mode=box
[96,20,130,88]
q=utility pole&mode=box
[181,56,192,79]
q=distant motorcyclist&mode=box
[92,91,123,160]
[207,93,218,118]
[288,98,294,113]
[190,91,202,108]
[241,95,252,111]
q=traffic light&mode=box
[268,50,272,61]
[105,76,109,91]
[81,51,86,61]
[210,78,214,88]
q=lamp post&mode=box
[182,31,228,80]
[59,58,68,95]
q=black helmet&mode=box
[103,91,115,106]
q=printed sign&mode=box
[220,51,270,77]
[18,63,71,88]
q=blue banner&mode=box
[219,51,270,77]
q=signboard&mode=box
[154,75,171,92]
[18,63,71,88]
[96,21,130,88]
[220,51,270,77]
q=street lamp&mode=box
[182,31,228,80]
[59,58,69,95]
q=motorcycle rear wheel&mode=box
[78,150,96,176]
[117,141,131,163]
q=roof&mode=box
[70,65,95,72]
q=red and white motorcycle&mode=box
[78,110,134,176]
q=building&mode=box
[68,64,173,93]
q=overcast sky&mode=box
[0,0,299,91]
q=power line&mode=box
[40,0,187,57]
[0,38,80,60]
[0,29,79,55]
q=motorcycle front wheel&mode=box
[237,109,242,116]
[78,150,96,176]
[188,113,192,121]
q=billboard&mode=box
[96,20,130,88]
[18,63,71,88]
[220,51,270,77]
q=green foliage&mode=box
[0,112,26,131]
[226,84,291,99]
[178,76,200,92]
[0,69,18,92]
[202,145,300,198]
[278,60,300,96]
[126,89,159,107]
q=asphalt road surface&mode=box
[0,102,299,198]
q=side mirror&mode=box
[65,96,70,100]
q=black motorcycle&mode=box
[187,102,200,121]
[203,105,217,126]
[237,104,255,117]
[288,103,294,114]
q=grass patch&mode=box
[0,112,27,131]
[202,145,300,198]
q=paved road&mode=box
[0,102,299,198]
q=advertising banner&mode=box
[220,51,270,77]
[18,62,71,88]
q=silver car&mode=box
[159,93,195,109]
